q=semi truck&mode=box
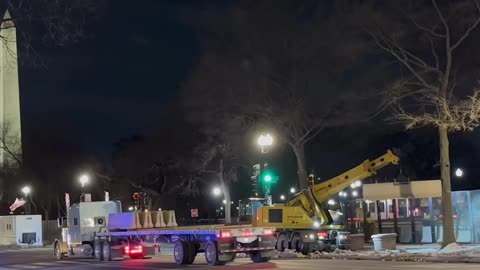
[53,200,276,266]
[239,149,400,254]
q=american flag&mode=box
[9,198,26,212]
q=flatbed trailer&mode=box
[93,224,276,266]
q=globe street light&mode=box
[21,186,31,196]
[455,168,464,177]
[290,187,296,194]
[280,194,286,201]
[257,133,274,153]
[212,186,222,196]
[79,174,90,188]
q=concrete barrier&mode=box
[152,211,166,228]
[350,234,365,251]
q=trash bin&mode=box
[350,234,365,251]
[371,233,397,251]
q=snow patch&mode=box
[275,249,307,258]
[438,243,465,254]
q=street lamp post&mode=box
[21,186,31,215]
[79,174,91,202]
[257,133,274,205]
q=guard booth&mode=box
[361,180,442,243]
[0,215,43,246]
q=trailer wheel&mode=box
[276,234,289,252]
[249,251,271,263]
[173,241,189,265]
[204,241,226,266]
[102,240,112,261]
[94,239,104,261]
[185,241,197,264]
[54,242,64,260]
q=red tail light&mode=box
[125,245,143,255]
[263,229,274,235]
[218,230,232,238]
[241,231,254,237]
[317,231,329,239]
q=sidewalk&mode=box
[0,244,51,250]
[307,243,480,263]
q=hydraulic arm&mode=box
[287,150,400,225]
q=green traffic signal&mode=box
[264,174,272,182]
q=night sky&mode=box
[12,0,480,192]
[20,0,212,155]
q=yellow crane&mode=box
[243,150,400,254]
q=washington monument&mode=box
[0,10,22,167]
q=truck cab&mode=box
[55,200,122,259]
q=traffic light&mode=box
[261,170,278,184]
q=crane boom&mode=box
[287,150,399,225]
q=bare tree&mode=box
[192,126,248,225]
[1,0,105,66]
[183,1,377,190]
[369,0,480,246]
[0,121,21,167]
[0,121,21,203]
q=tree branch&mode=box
[450,0,480,51]
[407,14,445,38]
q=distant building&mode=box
[0,10,22,167]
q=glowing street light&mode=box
[354,180,362,187]
[257,133,274,154]
[79,174,90,188]
[280,194,286,201]
[222,199,227,204]
[327,199,335,205]
[290,187,296,194]
[212,186,222,196]
[352,190,358,197]
[257,134,274,147]
[21,186,31,196]
[455,168,464,177]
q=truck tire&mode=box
[173,241,189,265]
[204,241,226,266]
[290,234,309,255]
[94,240,104,261]
[276,234,289,252]
[102,240,112,261]
[185,241,197,264]
[290,234,303,253]
[249,251,271,263]
[54,242,64,260]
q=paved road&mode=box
[1,248,480,270]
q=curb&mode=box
[309,254,480,263]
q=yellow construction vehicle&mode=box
[240,150,399,254]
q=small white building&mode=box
[0,215,43,247]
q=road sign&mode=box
[191,208,198,218]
